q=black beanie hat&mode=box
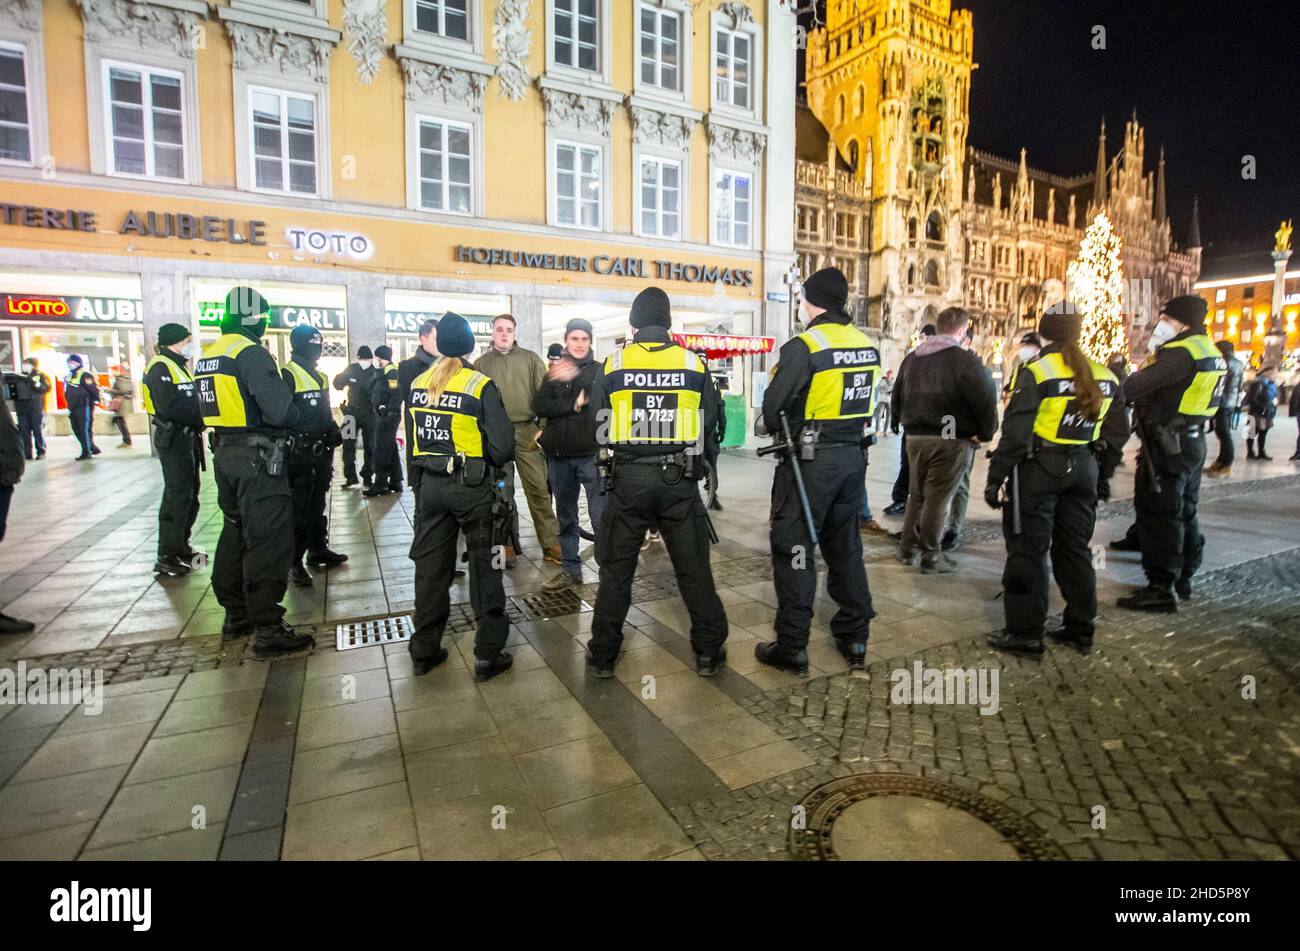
[357,345,373,360]
[801,267,850,317]
[1161,294,1207,330]
[630,287,672,329]
[373,345,393,362]
[547,343,563,360]
[222,286,271,336]
[1038,311,1082,343]
[437,312,476,357]
[158,323,190,347]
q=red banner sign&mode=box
[671,333,776,359]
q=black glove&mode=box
[324,423,343,450]
[984,483,1003,509]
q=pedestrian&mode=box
[7,357,50,460]
[477,314,563,568]
[405,312,515,681]
[1244,366,1278,461]
[586,287,729,678]
[108,371,134,447]
[63,354,99,461]
[366,345,403,496]
[894,308,999,573]
[882,323,936,518]
[532,317,604,589]
[756,266,880,673]
[195,286,315,658]
[283,324,347,587]
[0,394,34,635]
[1004,331,1042,396]
[546,343,563,364]
[142,323,205,577]
[1116,295,1226,613]
[333,345,378,489]
[984,309,1124,655]
[1289,378,1300,460]
[1205,340,1244,477]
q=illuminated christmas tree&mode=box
[1067,213,1128,363]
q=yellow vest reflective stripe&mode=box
[796,323,881,422]
[141,353,193,415]
[407,365,490,459]
[1160,334,1227,417]
[284,360,324,394]
[195,333,257,428]
[1025,352,1120,445]
[603,344,704,445]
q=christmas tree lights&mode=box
[1067,213,1128,363]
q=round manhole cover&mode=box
[791,774,1065,861]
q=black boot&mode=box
[835,638,867,671]
[1175,578,1192,601]
[363,485,391,498]
[940,530,961,552]
[474,650,513,682]
[289,563,313,587]
[0,612,36,635]
[252,621,315,659]
[306,549,348,567]
[153,554,192,577]
[343,478,360,489]
[1047,626,1093,655]
[754,641,809,675]
[882,501,906,516]
[221,615,252,642]
[411,648,449,676]
[1117,584,1178,613]
[1109,534,1141,552]
[585,650,616,679]
[987,629,1045,656]
[695,647,727,677]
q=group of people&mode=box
[4,355,138,461]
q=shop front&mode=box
[383,290,504,360]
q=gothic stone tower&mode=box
[805,0,973,354]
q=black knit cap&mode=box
[221,286,271,335]
[630,287,672,329]
[373,345,393,362]
[1038,312,1082,343]
[157,323,190,347]
[437,312,476,357]
[1161,294,1207,330]
[802,267,849,317]
[357,345,373,359]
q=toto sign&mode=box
[285,226,374,261]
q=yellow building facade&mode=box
[0,0,796,424]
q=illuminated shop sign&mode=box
[198,302,346,332]
[2,294,141,324]
[286,226,374,260]
[0,203,266,245]
[455,245,755,287]
[671,333,775,358]
[385,311,495,336]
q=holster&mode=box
[152,417,176,450]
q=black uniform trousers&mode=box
[212,446,293,629]
[770,446,875,650]
[15,401,44,457]
[341,409,376,483]
[156,429,201,560]
[409,474,508,662]
[1135,424,1207,588]
[1211,407,1235,467]
[589,464,728,665]
[372,412,402,490]
[288,445,333,561]
[890,433,909,505]
[1001,449,1099,639]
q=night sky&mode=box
[800,0,1300,271]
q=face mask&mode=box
[298,344,323,363]
[21,364,33,373]
[1150,320,1177,346]
[359,359,373,369]
[1017,346,1038,363]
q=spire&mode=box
[1092,118,1108,208]
[1155,145,1167,222]
[1188,194,1202,248]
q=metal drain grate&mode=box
[336,615,413,651]
[511,589,590,620]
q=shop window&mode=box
[554,0,599,73]
[554,140,602,229]
[415,0,469,41]
[104,62,186,180]
[713,168,752,248]
[0,44,31,164]
[714,25,751,110]
[639,155,681,239]
[639,4,683,93]
[416,115,473,214]
[249,86,318,195]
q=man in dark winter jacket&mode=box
[533,318,603,589]
[1205,341,1244,477]
[367,345,403,496]
[333,345,378,488]
[64,354,100,460]
[0,395,33,634]
[6,357,51,459]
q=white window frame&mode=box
[409,111,479,217]
[634,0,690,106]
[244,84,322,197]
[634,148,685,241]
[229,0,330,26]
[100,59,189,182]
[0,38,43,168]
[546,0,612,84]
[549,136,606,232]
[710,14,762,120]
[404,0,482,64]
[710,163,757,250]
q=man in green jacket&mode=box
[476,314,561,567]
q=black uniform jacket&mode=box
[762,313,873,447]
[143,347,203,428]
[211,335,299,435]
[281,357,338,436]
[333,362,377,415]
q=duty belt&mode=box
[291,433,328,456]
[613,450,690,467]
[210,432,289,450]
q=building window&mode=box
[103,63,185,180]
[555,140,602,229]
[1214,287,1226,303]
[415,0,469,40]
[714,25,750,109]
[416,116,472,213]
[554,0,598,72]
[713,168,752,248]
[638,156,681,239]
[0,45,31,163]
[639,5,681,92]
[250,87,317,194]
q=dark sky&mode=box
[800,1,1300,270]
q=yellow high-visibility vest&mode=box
[796,323,881,424]
[194,333,257,428]
[1160,334,1227,417]
[407,364,490,459]
[603,343,704,445]
[1024,352,1120,445]
[141,352,194,415]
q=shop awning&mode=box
[671,332,775,359]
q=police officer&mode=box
[756,267,878,674]
[64,354,100,460]
[195,287,314,658]
[406,313,515,680]
[1117,295,1226,613]
[333,346,377,489]
[282,325,347,587]
[366,345,403,497]
[142,323,205,577]
[586,287,729,678]
[983,311,1124,655]
[10,357,51,460]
